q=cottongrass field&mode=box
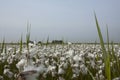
[0,15,120,80]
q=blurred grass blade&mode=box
[26,22,31,65]
[62,37,64,45]
[14,46,16,55]
[4,44,7,54]
[106,25,111,80]
[94,13,106,56]
[26,22,31,51]
[1,37,5,53]
[107,25,110,50]
[19,35,23,55]
[87,68,96,80]
[46,35,49,45]
[94,13,111,80]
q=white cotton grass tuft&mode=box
[23,64,47,74]
[0,75,3,80]
[63,62,68,69]
[99,74,105,80]
[58,68,65,75]
[80,64,88,75]
[23,66,36,72]
[17,64,47,80]
[112,77,120,80]
[72,74,77,78]
[68,42,72,45]
[17,70,39,80]
[16,59,27,72]
[59,76,65,80]
[66,50,74,57]
[4,69,14,78]
[73,55,79,62]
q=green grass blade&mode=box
[26,22,31,65]
[1,37,5,53]
[94,13,111,80]
[87,68,96,80]
[46,35,49,46]
[19,35,23,55]
[94,13,106,56]
[106,25,111,79]
[107,25,110,50]
[26,22,31,51]
[4,44,7,54]
[14,46,16,55]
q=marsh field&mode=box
[0,42,120,80]
[0,17,120,80]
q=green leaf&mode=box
[94,13,111,80]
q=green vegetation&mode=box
[95,13,111,80]
[0,15,120,80]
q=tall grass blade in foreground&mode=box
[106,25,111,80]
[95,13,111,80]
[106,25,110,51]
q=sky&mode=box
[0,0,120,43]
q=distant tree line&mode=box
[37,40,64,44]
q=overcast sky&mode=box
[0,0,120,43]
